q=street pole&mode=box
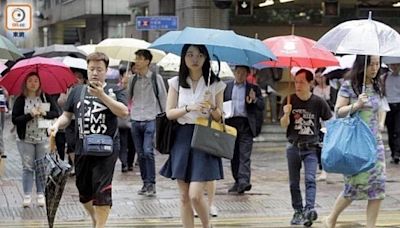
[101,0,104,40]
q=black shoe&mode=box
[228,183,239,193]
[146,184,156,197]
[237,183,252,194]
[0,154,6,158]
[391,157,400,164]
[121,165,128,173]
[290,209,304,225]
[303,208,318,227]
[137,184,147,195]
[127,166,133,171]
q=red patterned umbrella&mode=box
[0,57,77,95]
[255,35,339,69]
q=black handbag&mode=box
[191,116,237,160]
[155,112,177,154]
[155,82,179,155]
[79,85,116,156]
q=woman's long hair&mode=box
[345,55,383,97]
[178,44,220,89]
[22,72,42,97]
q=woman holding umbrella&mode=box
[160,44,225,228]
[323,55,388,228]
[12,72,59,207]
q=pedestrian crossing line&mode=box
[0,211,399,227]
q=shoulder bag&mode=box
[79,85,116,156]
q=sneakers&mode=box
[37,194,45,207]
[137,184,147,195]
[209,205,218,217]
[316,170,327,182]
[303,208,318,227]
[22,195,31,208]
[146,184,156,197]
[290,209,304,225]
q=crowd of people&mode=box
[0,45,398,228]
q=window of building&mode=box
[159,0,175,15]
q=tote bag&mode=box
[191,116,237,159]
[322,114,377,176]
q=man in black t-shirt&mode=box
[50,52,128,228]
[279,69,332,227]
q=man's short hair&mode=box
[296,69,314,82]
[87,52,109,68]
[235,65,250,73]
[135,49,153,63]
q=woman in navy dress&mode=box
[160,44,225,228]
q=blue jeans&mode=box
[286,144,318,211]
[131,120,156,184]
[16,140,47,195]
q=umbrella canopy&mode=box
[52,56,87,70]
[0,57,77,95]
[0,35,24,60]
[77,44,120,67]
[149,27,276,66]
[34,44,87,59]
[95,38,166,63]
[255,35,339,69]
[157,53,234,78]
[316,12,400,57]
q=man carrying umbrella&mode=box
[50,52,129,228]
[279,69,332,227]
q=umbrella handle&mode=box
[362,55,367,93]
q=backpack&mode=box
[128,72,163,111]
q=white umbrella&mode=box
[317,12,400,57]
[157,53,234,78]
[52,56,87,70]
[95,38,166,63]
[317,11,400,91]
[77,44,120,67]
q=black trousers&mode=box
[119,127,135,167]
[386,103,400,159]
[226,117,254,185]
[55,131,66,161]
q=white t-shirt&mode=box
[168,76,226,125]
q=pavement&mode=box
[1,114,400,228]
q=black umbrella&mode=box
[45,153,71,228]
[33,44,87,59]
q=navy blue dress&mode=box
[159,124,224,183]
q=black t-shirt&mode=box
[64,84,127,154]
[279,94,332,144]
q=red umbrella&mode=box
[0,57,77,95]
[255,35,339,68]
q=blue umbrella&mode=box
[149,27,276,66]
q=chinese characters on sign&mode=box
[136,16,178,31]
[5,4,32,38]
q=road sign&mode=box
[136,16,178,31]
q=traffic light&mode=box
[236,0,253,16]
[323,0,339,17]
